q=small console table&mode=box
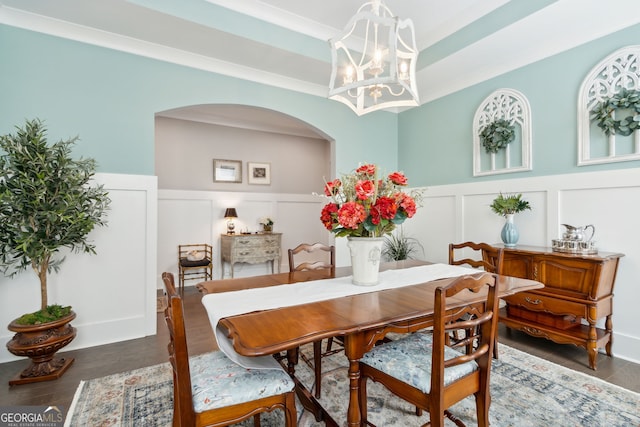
[498,244,624,370]
[220,233,282,278]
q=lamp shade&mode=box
[224,208,238,219]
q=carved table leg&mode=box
[587,322,598,370]
[343,333,366,427]
[285,347,298,376]
[605,314,613,356]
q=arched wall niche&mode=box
[155,104,335,193]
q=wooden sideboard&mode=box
[498,244,624,370]
[220,233,282,278]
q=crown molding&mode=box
[0,5,327,98]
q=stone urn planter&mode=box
[6,311,77,385]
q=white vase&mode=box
[347,236,384,286]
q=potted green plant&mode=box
[382,229,424,261]
[0,119,110,384]
[259,217,274,233]
[490,193,531,248]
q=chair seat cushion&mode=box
[189,351,295,413]
[180,258,211,267]
[360,332,478,394]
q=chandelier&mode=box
[328,0,419,116]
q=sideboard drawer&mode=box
[504,292,586,318]
[234,237,266,248]
[233,246,280,258]
[506,305,581,330]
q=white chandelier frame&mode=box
[328,0,419,116]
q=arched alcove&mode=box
[155,104,336,283]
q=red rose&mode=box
[356,164,376,176]
[355,180,375,201]
[374,196,398,220]
[337,201,367,229]
[398,193,417,218]
[320,203,339,230]
[388,172,407,186]
[324,179,341,197]
[369,205,381,225]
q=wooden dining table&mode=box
[197,260,544,427]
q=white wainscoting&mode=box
[0,173,158,363]
[401,168,640,365]
[157,190,331,286]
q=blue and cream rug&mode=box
[65,343,639,426]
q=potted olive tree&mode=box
[0,119,110,385]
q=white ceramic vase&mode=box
[347,236,384,286]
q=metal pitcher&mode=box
[561,224,595,241]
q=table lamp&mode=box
[224,208,238,234]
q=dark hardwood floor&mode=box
[1,286,639,416]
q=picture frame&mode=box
[213,159,242,183]
[248,162,271,185]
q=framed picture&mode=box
[248,162,271,185]
[213,159,242,183]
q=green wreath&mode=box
[590,88,640,136]
[479,118,516,154]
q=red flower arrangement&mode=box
[320,164,418,238]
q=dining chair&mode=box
[178,243,213,293]
[287,242,338,398]
[161,272,297,427]
[288,242,335,272]
[448,241,504,274]
[449,241,504,356]
[358,272,500,427]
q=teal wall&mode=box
[400,24,640,187]
[3,21,639,187]
[0,25,398,177]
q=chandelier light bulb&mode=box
[398,61,408,80]
[369,49,384,77]
[344,65,354,85]
[369,84,382,101]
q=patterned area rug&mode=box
[65,342,639,426]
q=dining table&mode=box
[196,260,544,427]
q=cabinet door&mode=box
[502,254,533,279]
[536,257,597,298]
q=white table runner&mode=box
[202,263,478,369]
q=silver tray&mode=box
[551,238,597,254]
[551,247,598,255]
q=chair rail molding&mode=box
[578,45,640,166]
[473,88,532,177]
